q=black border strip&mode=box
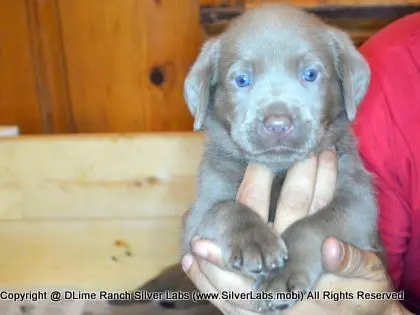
[200,4,420,24]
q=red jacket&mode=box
[353,12,420,313]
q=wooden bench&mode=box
[0,133,203,290]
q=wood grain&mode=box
[25,0,75,133]
[1,0,415,134]
[57,0,200,132]
[0,1,42,133]
[0,133,204,289]
[0,219,182,290]
[0,133,204,219]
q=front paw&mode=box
[226,231,287,280]
[213,202,288,280]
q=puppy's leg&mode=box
[258,174,379,312]
[190,200,288,279]
[183,148,288,280]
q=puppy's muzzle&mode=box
[256,103,298,145]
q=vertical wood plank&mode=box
[58,0,201,133]
[25,0,75,133]
[0,1,43,133]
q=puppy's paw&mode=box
[192,201,288,280]
[227,234,287,280]
[257,266,315,312]
[215,202,288,279]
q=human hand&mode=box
[182,150,410,315]
[183,236,409,315]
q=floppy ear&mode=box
[184,37,220,131]
[328,28,371,121]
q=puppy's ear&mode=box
[184,37,220,131]
[328,28,370,121]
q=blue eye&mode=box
[235,74,252,88]
[302,68,319,82]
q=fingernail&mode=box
[182,254,193,272]
[192,241,208,259]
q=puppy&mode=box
[111,3,382,314]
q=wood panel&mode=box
[25,0,75,133]
[58,0,200,133]
[1,1,417,135]
[0,133,203,289]
[0,0,202,134]
[0,1,42,133]
[0,219,181,290]
[0,133,203,219]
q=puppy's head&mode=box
[184,5,370,164]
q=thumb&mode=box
[322,237,385,281]
[191,239,224,266]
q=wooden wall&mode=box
[0,1,43,134]
[0,0,201,134]
[0,0,419,134]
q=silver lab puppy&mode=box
[111,4,383,314]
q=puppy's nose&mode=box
[263,114,293,134]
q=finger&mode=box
[182,254,232,312]
[322,237,385,281]
[196,258,260,313]
[182,254,257,315]
[237,163,274,221]
[308,149,337,214]
[192,239,223,266]
[274,155,318,234]
[189,239,259,311]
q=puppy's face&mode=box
[185,5,370,164]
[216,13,339,160]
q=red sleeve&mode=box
[352,12,420,312]
[352,82,412,288]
